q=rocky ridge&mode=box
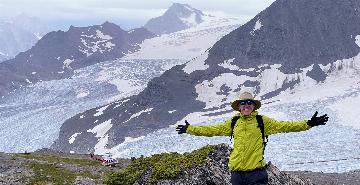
[1,144,359,185]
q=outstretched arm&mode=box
[264,111,329,135]
[264,116,309,135]
[176,119,232,137]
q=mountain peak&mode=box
[101,21,119,28]
[165,3,204,18]
[169,3,202,12]
[144,3,204,35]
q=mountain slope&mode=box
[0,22,154,96]
[144,3,205,34]
[208,0,360,74]
[51,0,360,157]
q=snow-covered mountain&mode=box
[0,22,154,96]
[127,14,241,60]
[0,5,243,155]
[0,14,49,62]
[50,0,360,173]
[144,3,205,35]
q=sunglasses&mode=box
[239,100,255,105]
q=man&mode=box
[176,92,328,185]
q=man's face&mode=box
[238,100,255,115]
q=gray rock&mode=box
[72,176,96,185]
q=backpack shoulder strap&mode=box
[256,115,265,142]
[230,116,240,140]
[256,115,268,162]
[256,115,268,145]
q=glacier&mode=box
[0,58,184,152]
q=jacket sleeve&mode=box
[186,118,232,137]
[262,115,310,136]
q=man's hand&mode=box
[176,120,190,134]
[307,111,329,127]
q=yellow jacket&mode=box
[186,111,310,171]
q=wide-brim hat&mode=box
[231,92,261,111]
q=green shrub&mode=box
[105,145,216,185]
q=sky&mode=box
[0,0,275,31]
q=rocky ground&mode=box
[287,170,360,185]
[0,144,359,185]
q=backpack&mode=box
[230,115,268,161]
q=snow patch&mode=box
[239,67,256,72]
[87,119,112,138]
[68,132,82,144]
[195,73,256,109]
[96,30,112,40]
[94,105,110,117]
[250,19,263,36]
[63,59,74,70]
[183,50,210,74]
[259,64,313,94]
[104,42,115,49]
[218,58,239,70]
[78,30,114,57]
[87,119,113,154]
[94,134,110,154]
[168,110,176,114]
[125,108,154,122]
[355,35,360,47]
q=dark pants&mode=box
[231,168,268,185]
